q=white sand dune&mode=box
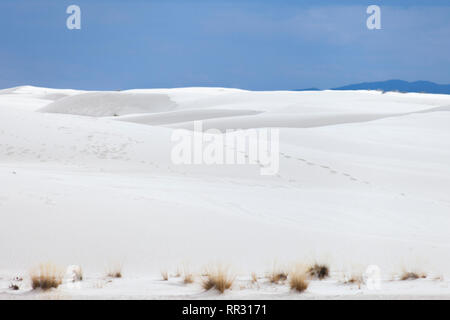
[1,86,450,299]
[40,91,177,116]
[113,108,263,126]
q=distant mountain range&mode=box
[295,80,450,94]
[293,87,321,92]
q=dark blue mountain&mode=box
[331,80,450,94]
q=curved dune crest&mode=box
[39,91,178,117]
[114,108,264,126]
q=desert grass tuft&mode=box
[106,264,123,278]
[267,264,289,284]
[268,271,288,284]
[400,271,426,281]
[179,265,195,284]
[161,270,169,281]
[308,263,329,280]
[202,265,235,294]
[343,273,363,289]
[251,272,258,284]
[289,267,309,293]
[9,283,20,290]
[30,263,63,290]
[183,273,194,284]
[174,267,182,278]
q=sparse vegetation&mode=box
[343,273,363,289]
[251,272,258,284]
[106,264,123,278]
[183,273,194,284]
[161,270,168,281]
[76,269,83,281]
[109,271,122,278]
[202,266,235,293]
[401,271,426,281]
[9,283,20,291]
[289,267,309,293]
[178,265,194,284]
[267,263,289,284]
[30,263,63,290]
[308,263,329,280]
[268,271,288,284]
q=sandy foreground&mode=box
[1,86,449,299]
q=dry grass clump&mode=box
[267,265,289,284]
[202,266,235,293]
[251,272,258,284]
[308,263,329,280]
[400,271,426,281]
[178,265,195,284]
[183,273,195,284]
[106,264,123,278]
[161,270,169,281]
[343,273,364,289]
[268,271,288,284]
[30,263,64,290]
[173,266,183,278]
[9,283,20,290]
[289,267,309,293]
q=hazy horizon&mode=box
[0,0,449,90]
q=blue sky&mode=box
[0,0,449,90]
